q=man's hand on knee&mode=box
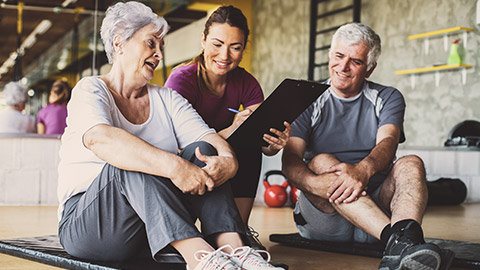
[326,163,368,204]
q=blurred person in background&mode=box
[37,80,71,135]
[0,81,35,133]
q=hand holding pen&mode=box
[228,107,253,131]
[228,108,241,114]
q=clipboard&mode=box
[227,78,329,149]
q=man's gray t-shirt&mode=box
[291,80,406,191]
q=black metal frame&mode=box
[308,0,361,81]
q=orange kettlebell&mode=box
[263,170,289,207]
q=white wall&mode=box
[0,135,60,205]
[164,16,207,67]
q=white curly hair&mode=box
[100,1,169,64]
[2,81,28,107]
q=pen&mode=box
[228,108,241,113]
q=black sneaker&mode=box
[244,226,289,269]
[379,221,441,270]
[245,225,266,250]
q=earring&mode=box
[119,50,123,55]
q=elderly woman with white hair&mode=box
[0,81,35,133]
[57,1,283,270]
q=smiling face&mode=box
[116,24,164,83]
[201,23,245,77]
[328,39,375,98]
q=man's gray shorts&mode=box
[294,186,389,244]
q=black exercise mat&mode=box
[0,235,186,270]
[269,233,480,269]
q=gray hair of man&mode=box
[100,1,169,64]
[3,81,28,107]
[329,22,381,71]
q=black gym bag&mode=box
[427,178,467,206]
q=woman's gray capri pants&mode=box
[58,141,245,262]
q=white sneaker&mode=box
[188,245,241,270]
[230,246,284,270]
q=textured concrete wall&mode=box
[252,0,480,147]
[252,0,310,92]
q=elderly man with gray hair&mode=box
[282,23,442,270]
[0,81,35,133]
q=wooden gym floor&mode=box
[0,203,479,269]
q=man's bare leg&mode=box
[304,153,390,240]
[305,153,440,269]
[377,155,428,225]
